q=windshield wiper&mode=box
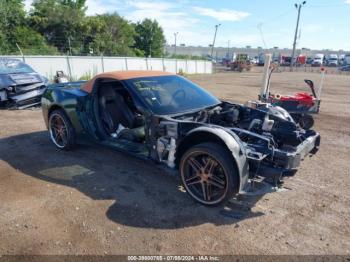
[9,71,29,74]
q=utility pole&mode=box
[149,26,153,58]
[68,37,72,56]
[210,24,221,60]
[149,42,152,58]
[257,23,268,50]
[174,32,178,57]
[16,43,25,62]
[290,1,306,71]
[227,40,230,59]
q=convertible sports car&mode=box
[41,71,320,205]
[0,58,48,108]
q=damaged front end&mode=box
[0,59,48,109]
[229,101,320,184]
[166,100,320,186]
[0,73,48,109]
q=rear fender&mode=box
[42,85,87,133]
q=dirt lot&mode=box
[0,70,349,255]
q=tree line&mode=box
[0,0,166,57]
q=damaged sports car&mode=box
[41,71,320,205]
[0,58,48,108]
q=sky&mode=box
[24,0,350,51]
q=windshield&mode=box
[0,59,34,74]
[124,75,220,115]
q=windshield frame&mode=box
[0,59,35,75]
[123,75,221,115]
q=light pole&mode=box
[227,40,230,59]
[210,24,221,60]
[290,1,306,71]
[174,32,179,57]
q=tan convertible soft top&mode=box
[81,70,175,93]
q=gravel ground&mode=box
[0,69,349,255]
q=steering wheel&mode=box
[169,89,186,106]
[172,89,186,102]
[142,88,162,107]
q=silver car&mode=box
[0,58,48,109]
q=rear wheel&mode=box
[49,109,76,150]
[179,142,239,206]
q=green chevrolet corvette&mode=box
[41,70,320,206]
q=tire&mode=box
[179,142,239,206]
[299,114,314,130]
[48,109,76,150]
[291,113,314,130]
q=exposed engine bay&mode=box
[171,101,309,146]
[154,101,320,184]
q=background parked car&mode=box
[311,54,324,66]
[339,65,350,71]
[311,54,324,67]
[326,54,339,67]
[344,54,350,65]
[0,58,48,109]
[306,57,313,65]
[280,56,292,66]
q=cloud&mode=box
[22,0,120,15]
[345,0,350,4]
[127,1,175,10]
[123,1,251,45]
[24,0,33,12]
[124,1,200,45]
[21,0,254,47]
[85,0,120,15]
[193,7,250,22]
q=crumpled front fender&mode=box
[186,126,249,193]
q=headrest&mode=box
[100,86,117,99]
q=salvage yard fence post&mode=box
[101,56,105,72]
[66,56,72,79]
[124,57,128,71]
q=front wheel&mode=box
[179,142,239,206]
[291,113,314,130]
[48,109,76,150]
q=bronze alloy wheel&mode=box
[49,112,69,149]
[180,144,234,205]
[48,109,76,150]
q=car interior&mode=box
[95,79,146,143]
